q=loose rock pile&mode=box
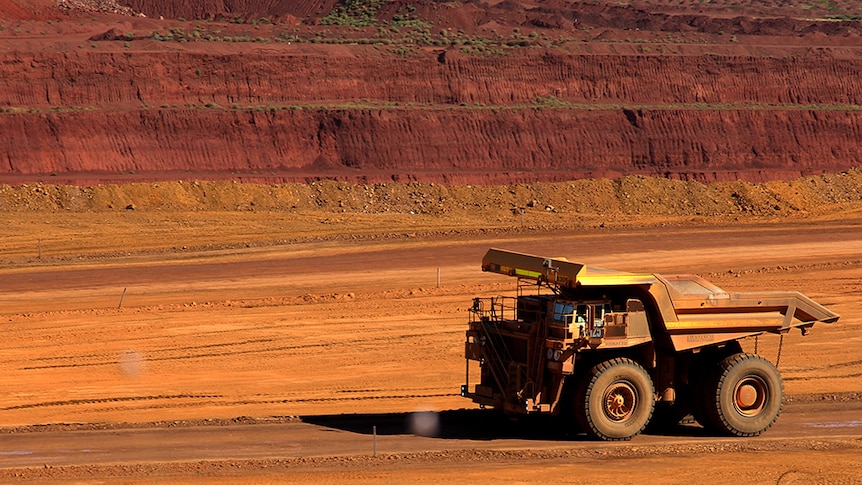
[55,0,136,15]
[1,170,861,224]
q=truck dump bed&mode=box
[482,248,839,350]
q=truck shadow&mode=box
[300,409,711,441]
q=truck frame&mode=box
[461,249,839,440]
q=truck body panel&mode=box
[463,248,839,440]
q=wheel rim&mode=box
[733,375,768,417]
[603,381,637,421]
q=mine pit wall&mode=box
[4,51,861,108]
[2,108,859,184]
[2,49,861,183]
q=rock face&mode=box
[6,50,862,108]
[2,106,860,185]
[0,1,860,185]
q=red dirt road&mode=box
[1,402,861,483]
[1,219,860,482]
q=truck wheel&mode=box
[689,342,743,431]
[690,368,718,431]
[706,353,784,437]
[574,358,655,441]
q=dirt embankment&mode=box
[0,1,860,185]
[6,49,861,109]
[3,169,862,223]
[2,48,861,184]
[120,0,862,38]
[2,108,860,185]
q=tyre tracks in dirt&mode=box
[1,399,861,483]
[0,221,859,461]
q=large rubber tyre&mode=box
[703,353,784,437]
[688,342,743,431]
[690,356,722,431]
[574,358,655,441]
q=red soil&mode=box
[0,0,65,20]
[121,0,339,21]
[0,0,860,185]
[2,106,860,185]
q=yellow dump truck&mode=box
[462,249,839,440]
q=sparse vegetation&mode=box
[138,22,556,52]
[320,0,386,27]
[824,13,862,19]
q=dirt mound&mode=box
[58,0,135,15]
[2,170,861,226]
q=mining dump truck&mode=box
[461,249,839,441]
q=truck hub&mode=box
[604,382,636,421]
[734,377,767,416]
